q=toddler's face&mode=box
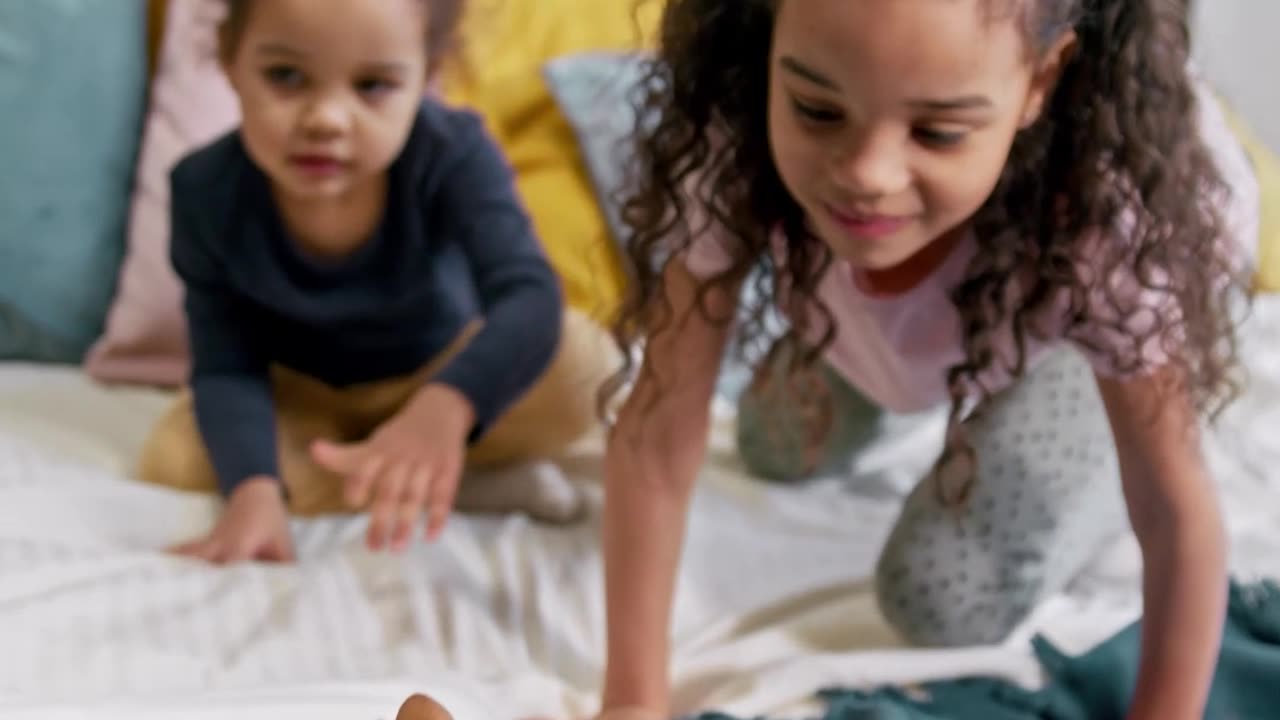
[221,0,428,202]
[767,0,1068,274]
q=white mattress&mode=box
[1,297,1279,720]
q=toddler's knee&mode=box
[135,394,217,492]
[474,311,618,466]
[543,310,619,438]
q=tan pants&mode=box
[136,310,619,517]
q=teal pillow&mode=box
[0,1,148,362]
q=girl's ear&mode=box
[1020,30,1077,129]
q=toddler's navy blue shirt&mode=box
[169,100,562,497]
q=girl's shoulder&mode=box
[1038,79,1260,378]
[1188,76,1262,262]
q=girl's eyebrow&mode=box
[779,56,839,90]
[907,96,993,112]
[780,55,993,113]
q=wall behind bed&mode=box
[1192,0,1278,152]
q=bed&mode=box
[1,295,1278,720]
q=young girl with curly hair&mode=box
[594,0,1261,718]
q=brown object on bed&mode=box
[396,693,454,720]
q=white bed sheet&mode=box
[0,297,1277,720]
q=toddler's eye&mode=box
[356,77,400,97]
[263,65,304,89]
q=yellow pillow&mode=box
[437,0,662,323]
[1221,107,1280,294]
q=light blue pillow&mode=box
[542,51,652,250]
[0,1,148,362]
[544,51,784,401]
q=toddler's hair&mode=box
[218,0,465,76]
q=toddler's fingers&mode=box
[260,538,296,563]
[167,539,203,556]
[393,465,431,551]
[200,541,230,564]
[368,463,407,551]
[424,458,461,541]
[311,439,363,474]
[224,542,263,564]
[169,537,220,561]
[345,453,385,508]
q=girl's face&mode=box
[768,0,1068,273]
[222,0,429,203]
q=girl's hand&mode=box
[169,477,295,564]
[311,383,475,551]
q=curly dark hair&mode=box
[217,0,465,76]
[607,0,1250,499]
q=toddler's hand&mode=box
[169,477,294,564]
[311,383,474,551]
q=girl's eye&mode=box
[263,65,304,89]
[356,77,399,97]
[790,97,843,125]
[913,126,967,148]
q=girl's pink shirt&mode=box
[685,81,1260,413]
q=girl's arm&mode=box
[1095,368,1228,720]
[600,260,742,717]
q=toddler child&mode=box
[137,0,615,564]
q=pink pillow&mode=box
[84,0,239,387]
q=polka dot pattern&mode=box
[874,349,1129,647]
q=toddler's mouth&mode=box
[289,154,346,177]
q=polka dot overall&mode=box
[736,347,1129,646]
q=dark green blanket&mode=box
[690,580,1280,720]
